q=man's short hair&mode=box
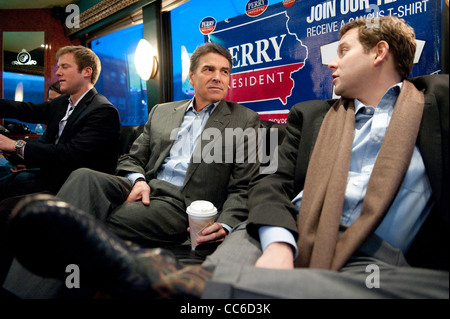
[48,80,62,94]
[56,45,101,85]
[189,42,233,73]
[339,16,416,80]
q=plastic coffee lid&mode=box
[186,200,217,218]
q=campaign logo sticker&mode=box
[199,17,217,35]
[245,0,269,17]
[282,0,295,8]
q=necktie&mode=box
[56,104,74,144]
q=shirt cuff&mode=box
[258,226,298,259]
[126,172,146,185]
[221,223,232,233]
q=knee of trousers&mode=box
[66,168,105,185]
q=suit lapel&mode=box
[46,95,70,143]
[154,101,190,171]
[417,93,443,207]
[58,88,97,143]
[294,100,331,192]
[183,100,231,187]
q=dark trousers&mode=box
[57,168,190,247]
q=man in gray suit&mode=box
[56,42,260,248]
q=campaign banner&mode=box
[205,0,442,123]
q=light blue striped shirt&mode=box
[156,101,217,186]
[127,100,231,232]
[127,99,217,186]
[260,84,433,257]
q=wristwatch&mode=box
[15,140,26,158]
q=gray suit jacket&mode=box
[116,99,260,228]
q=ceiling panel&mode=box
[0,0,76,9]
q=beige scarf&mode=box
[294,80,425,270]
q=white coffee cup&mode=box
[186,200,218,250]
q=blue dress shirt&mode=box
[260,84,433,257]
[156,101,217,187]
[127,99,217,186]
[126,100,231,233]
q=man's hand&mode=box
[10,164,26,173]
[125,180,150,205]
[0,134,15,153]
[255,242,294,270]
[190,222,227,246]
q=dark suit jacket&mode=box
[247,74,449,271]
[116,99,260,228]
[0,88,121,192]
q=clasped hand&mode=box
[126,179,151,205]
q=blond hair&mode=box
[56,45,101,85]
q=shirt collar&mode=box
[69,87,93,107]
[354,82,402,114]
[187,98,220,115]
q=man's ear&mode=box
[188,70,194,86]
[81,66,93,79]
[373,40,389,66]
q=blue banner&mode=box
[203,0,442,123]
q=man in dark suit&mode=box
[199,16,449,298]
[0,45,120,294]
[0,46,120,199]
[0,81,61,194]
[55,42,260,249]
